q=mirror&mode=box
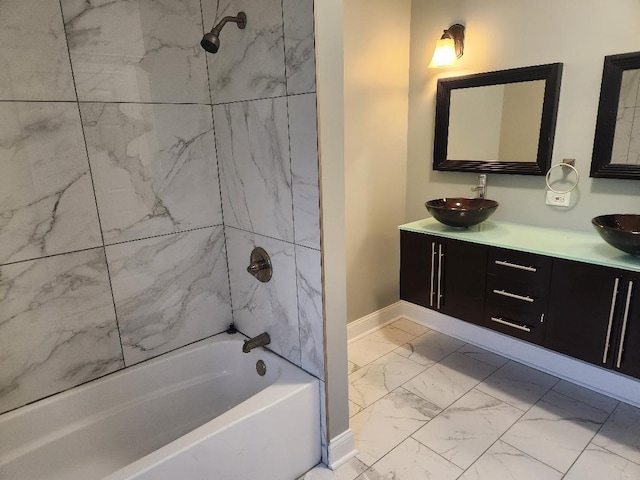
[591,51,640,179]
[433,63,563,175]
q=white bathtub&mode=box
[0,333,321,480]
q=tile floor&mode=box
[300,318,640,480]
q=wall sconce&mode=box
[429,24,465,68]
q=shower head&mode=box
[201,11,247,54]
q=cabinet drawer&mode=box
[484,311,546,345]
[486,275,549,312]
[488,248,552,284]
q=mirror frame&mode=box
[590,51,640,179]
[433,63,563,175]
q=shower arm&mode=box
[208,12,247,34]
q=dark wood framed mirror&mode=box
[591,51,640,179]
[433,63,563,175]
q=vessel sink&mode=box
[592,214,640,256]
[425,198,499,228]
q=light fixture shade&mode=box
[429,37,457,68]
[429,24,465,68]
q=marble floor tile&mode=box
[298,458,368,480]
[403,351,498,411]
[457,343,509,369]
[395,330,465,367]
[351,388,438,466]
[460,440,562,480]
[391,318,430,337]
[348,361,360,374]
[349,401,363,418]
[360,437,462,480]
[592,402,640,464]
[348,326,416,368]
[501,389,609,473]
[564,444,640,480]
[552,380,619,414]
[475,360,558,411]
[412,388,523,469]
[348,352,426,409]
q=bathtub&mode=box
[0,333,321,480]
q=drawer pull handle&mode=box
[437,244,444,310]
[492,289,535,303]
[603,277,619,364]
[490,316,531,333]
[616,280,633,369]
[495,260,537,272]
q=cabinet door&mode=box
[613,274,640,379]
[440,238,487,325]
[400,231,435,309]
[545,259,622,368]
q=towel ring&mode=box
[545,162,579,194]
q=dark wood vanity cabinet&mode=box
[545,259,640,378]
[400,227,640,381]
[400,231,487,325]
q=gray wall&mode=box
[0,0,322,422]
[406,0,640,231]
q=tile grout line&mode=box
[557,403,622,477]
[55,0,128,365]
[198,0,235,332]
[348,320,637,479]
[464,376,566,477]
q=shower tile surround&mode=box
[0,0,321,429]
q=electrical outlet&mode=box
[546,190,571,207]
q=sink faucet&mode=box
[471,174,487,199]
[242,332,271,353]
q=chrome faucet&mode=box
[471,174,487,199]
[242,332,271,353]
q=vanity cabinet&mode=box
[484,248,552,345]
[400,218,640,382]
[545,259,640,378]
[400,231,487,325]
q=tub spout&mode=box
[242,332,271,353]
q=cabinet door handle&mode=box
[437,244,444,310]
[492,289,535,303]
[490,316,531,332]
[602,277,619,364]
[616,280,633,369]
[494,260,537,272]
[430,242,436,307]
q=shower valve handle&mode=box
[246,247,272,283]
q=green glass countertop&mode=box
[400,217,640,273]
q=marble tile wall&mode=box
[0,0,322,434]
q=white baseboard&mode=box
[347,301,404,342]
[402,301,640,409]
[326,429,358,470]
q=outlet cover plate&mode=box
[546,190,571,207]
